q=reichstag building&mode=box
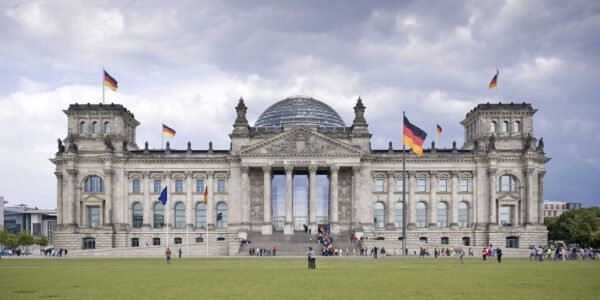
[51,96,549,253]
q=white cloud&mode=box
[5,0,57,36]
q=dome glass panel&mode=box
[255,96,346,127]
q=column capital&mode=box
[262,166,271,173]
[54,171,63,179]
[451,170,460,177]
[308,165,318,173]
[330,165,339,172]
[387,170,395,177]
[408,170,416,177]
[103,168,113,176]
[206,170,214,177]
[143,171,150,178]
[487,168,497,176]
[185,170,193,176]
[66,168,77,176]
[284,165,294,174]
[524,167,535,175]
[538,170,546,177]
[352,166,361,172]
[241,166,250,173]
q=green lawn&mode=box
[1,257,599,299]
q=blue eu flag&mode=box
[158,187,168,205]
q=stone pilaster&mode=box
[241,166,250,228]
[429,171,437,228]
[488,168,497,227]
[103,167,113,226]
[351,166,362,230]
[538,171,546,225]
[284,166,294,234]
[450,171,459,228]
[329,165,339,233]
[407,171,416,229]
[65,168,77,226]
[386,171,395,230]
[525,167,535,225]
[143,171,151,227]
[185,171,193,228]
[207,171,215,230]
[55,171,63,225]
[164,171,172,229]
[262,166,272,234]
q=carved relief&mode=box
[249,169,264,224]
[338,169,352,224]
[266,130,340,154]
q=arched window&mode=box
[132,202,143,228]
[513,121,520,133]
[498,175,518,192]
[104,121,112,134]
[490,121,497,133]
[501,121,508,133]
[153,202,164,228]
[394,202,404,228]
[416,202,427,228]
[92,121,101,133]
[175,202,185,229]
[84,176,104,193]
[79,121,87,134]
[436,202,448,228]
[196,203,207,229]
[216,202,228,229]
[458,202,470,227]
[373,202,385,229]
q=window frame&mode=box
[374,178,385,192]
[438,179,448,192]
[217,179,226,193]
[175,179,184,193]
[132,202,143,228]
[417,179,427,192]
[153,180,162,194]
[132,179,141,193]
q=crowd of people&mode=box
[249,246,277,256]
[531,245,597,261]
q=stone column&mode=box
[407,171,416,229]
[429,172,437,228]
[164,171,172,229]
[309,165,318,232]
[207,171,215,229]
[386,171,395,230]
[450,171,459,228]
[65,168,77,226]
[488,169,497,226]
[525,167,535,225]
[103,168,113,226]
[284,166,294,234]
[241,166,250,228]
[143,172,151,227]
[537,171,546,225]
[351,166,361,230]
[262,166,272,234]
[185,171,193,228]
[55,172,63,225]
[329,165,339,233]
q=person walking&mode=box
[308,247,316,269]
[165,248,172,264]
[496,247,503,263]
[460,248,465,263]
[178,248,182,259]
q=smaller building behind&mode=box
[3,202,57,242]
[543,200,582,218]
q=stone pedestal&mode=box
[284,223,294,235]
[261,223,273,235]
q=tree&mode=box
[35,235,49,247]
[545,207,600,247]
[0,229,18,249]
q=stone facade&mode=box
[51,98,549,252]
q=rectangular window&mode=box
[460,179,469,192]
[153,180,162,193]
[396,179,404,192]
[132,180,141,193]
[499,206,514,226]
[417,179,427,192]
[87,206,100,228]
[153,238,161,246]
[131,238,139,247]
[375,179,384,192]
[506,237,519,248]
[175,179,184,193]
[217,179,226,193]
[438,179,448,192]
[196,179,205,193]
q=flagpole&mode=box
[402,111,407,256]
[206,221,209,257]
[162,126,164,150]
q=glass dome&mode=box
[255,96,346,128]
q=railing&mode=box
[294,217,308,231]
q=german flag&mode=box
[488,70,498,89]
[403,116,427,155]
[436,124,442,137]
[162,124,176,138]
[103,70,118,91]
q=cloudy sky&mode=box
[0,0,599,209]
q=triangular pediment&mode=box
[240,127,363,157]
[497,194,519,202]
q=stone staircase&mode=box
[240,231,361,256]
[66,240,237,257]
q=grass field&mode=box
[1,257,599,299]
